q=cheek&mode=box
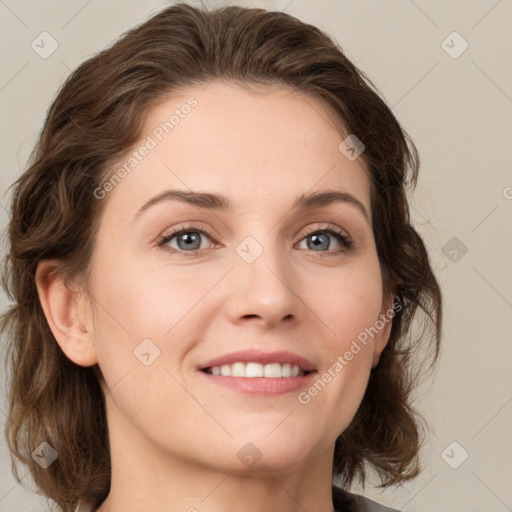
[303,264,384,407]
[89,254,219,374]
[300,272,381,425]
[308,264,383,342]
[91,239,200,332]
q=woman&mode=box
[1,3,442,512]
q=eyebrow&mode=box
[133,188,370,224]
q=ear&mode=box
[35,260,98,367]
[371,295,397,368]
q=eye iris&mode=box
[308,233,330,251]
[178,232,201,250]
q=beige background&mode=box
[1,0,511,510]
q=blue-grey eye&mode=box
[160,229,213,252]
[297,229,352,252]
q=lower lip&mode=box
[198,370,318,396]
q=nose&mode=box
[223,237,304,330]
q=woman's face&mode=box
[77,82,393,473]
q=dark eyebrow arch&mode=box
[133,189,370,224]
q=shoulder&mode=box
[332,485,401,512]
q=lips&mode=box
[198,348,317,374]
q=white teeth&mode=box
[246,362,264,377]
[232,362,246,377]
[264,363,281,378]
[206,362,306,378]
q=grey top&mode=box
[333,485,400,512]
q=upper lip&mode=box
[198,349,317,373]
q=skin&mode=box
[36,81,394,512]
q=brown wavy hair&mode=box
[1,2,442,511]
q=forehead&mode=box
[102,81,371,221]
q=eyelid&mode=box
[300,223,351,242]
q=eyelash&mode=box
[157,222,353,257]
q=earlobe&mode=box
[35,260,98,367]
